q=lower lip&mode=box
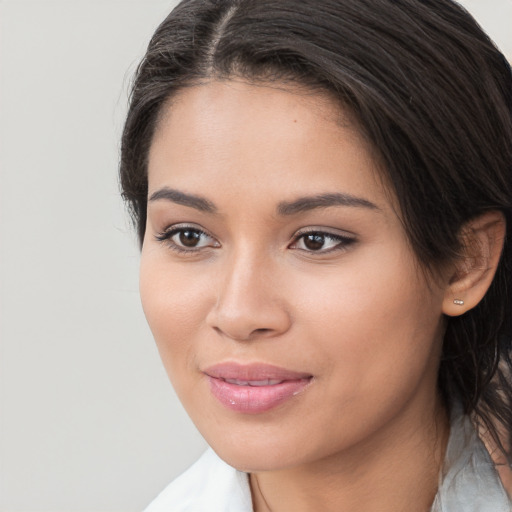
[207,377,311,414]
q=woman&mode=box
[120,0,512,510]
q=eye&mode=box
[155,225,219,252]
[290,230,356,253]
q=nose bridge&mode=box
[207,242,290,340]
[224,250,263,301]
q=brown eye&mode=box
[156,225,219,252]
[291,230,356,254]
[179,230,202,247]
[303,233,326,251]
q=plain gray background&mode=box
[0,1,511,511]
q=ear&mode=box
[443,211,506,317]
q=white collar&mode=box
[145,412,510,511]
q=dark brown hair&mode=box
[120,0,512,460]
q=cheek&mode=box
[139,253,211,376]
[290,250,443,395]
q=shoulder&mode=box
[144,448,253,512]
[432,410,511,512]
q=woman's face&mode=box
[141,81,448,472]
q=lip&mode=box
[204,362,313,414]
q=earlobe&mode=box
[442,211,506,317]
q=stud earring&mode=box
[453,299,464,306]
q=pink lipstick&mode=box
[204,362,312,414]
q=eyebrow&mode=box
[149,187,217,213]
[148,188,379,216]
[277,193,379,215]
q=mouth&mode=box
[223,378,287,386]
[203,362,313,414]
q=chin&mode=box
[199,423,318,473]
[214,444,299,473]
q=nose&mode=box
[205,253,292,342]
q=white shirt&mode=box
[145,411,511,512]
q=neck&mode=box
[250,395,449,512]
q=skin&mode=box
[141,80,453,512]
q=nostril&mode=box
[253,328,272,335]
[243,327,277,341]
[211,324,278,341]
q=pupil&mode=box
[304,233,325,250]
[179,230,200,247]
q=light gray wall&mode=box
[0,1,510,511]
[0,2,206,511]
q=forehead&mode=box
[148,80,390,211]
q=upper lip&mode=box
[203,362,312,381]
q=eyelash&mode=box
[155,226,356,255]
[290,230,356,254]
[155,225,219,254]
